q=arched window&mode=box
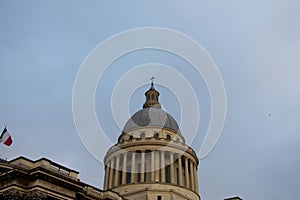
[166,134,171,140]
[129,135,133,140]
[151,94,155,100]
[140,132,145,139]
[147,95,150,100]
[154,132,159,139]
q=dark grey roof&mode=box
[123,107,180,133]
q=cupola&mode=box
[143,78,161,109]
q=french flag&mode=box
[1,127,12,146]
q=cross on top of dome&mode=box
[150,76,155,87]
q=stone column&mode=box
[154,150,160,182]
[114,156,120,186]
[190,160,195,190]
[109,158,114,188]
[161,151,165,183]
[151,151,155,182]
[104,164,109,190]
[194,164,199,193]
[141,151,145,182]
[185,157,190,188]
[131,152,136,183]
[122,154,127,185]
[170,153,175,184]
[178,156,183,186]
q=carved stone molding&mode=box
[24,190,48,200]
[0,189,25,200]
[0,189,48,200]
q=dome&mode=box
[123,107,180,133]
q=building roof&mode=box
[224,197,243,200]
[123,81,181,134]
[123,107,180,133]
[0,156,124,200]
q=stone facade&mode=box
[0,157,123,200]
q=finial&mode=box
[150,76,155,87]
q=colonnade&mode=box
[104,150,199,193]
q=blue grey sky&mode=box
[1,1,300,199]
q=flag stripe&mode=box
[3,136,12,146]
[2,131,10,141]
[1,128,12,146]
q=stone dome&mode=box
[122,80,181,135]
[104,80,199,200]
[123,107,180,134]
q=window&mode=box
[154,132,159,138]
[166,134,171,140]
[147,95,150,100]
[140,132,145,139]
[176,168,179,185]
[151,94,155,100]
[157,196,162,200]
[129,135,133,140]
[165,165,171,183]
[144,163,147,182]
[137,163,141,183]
[126,166,131,183]
[118,171,122,184]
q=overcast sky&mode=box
[1,1,300,200]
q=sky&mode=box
[1,1,300,199]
